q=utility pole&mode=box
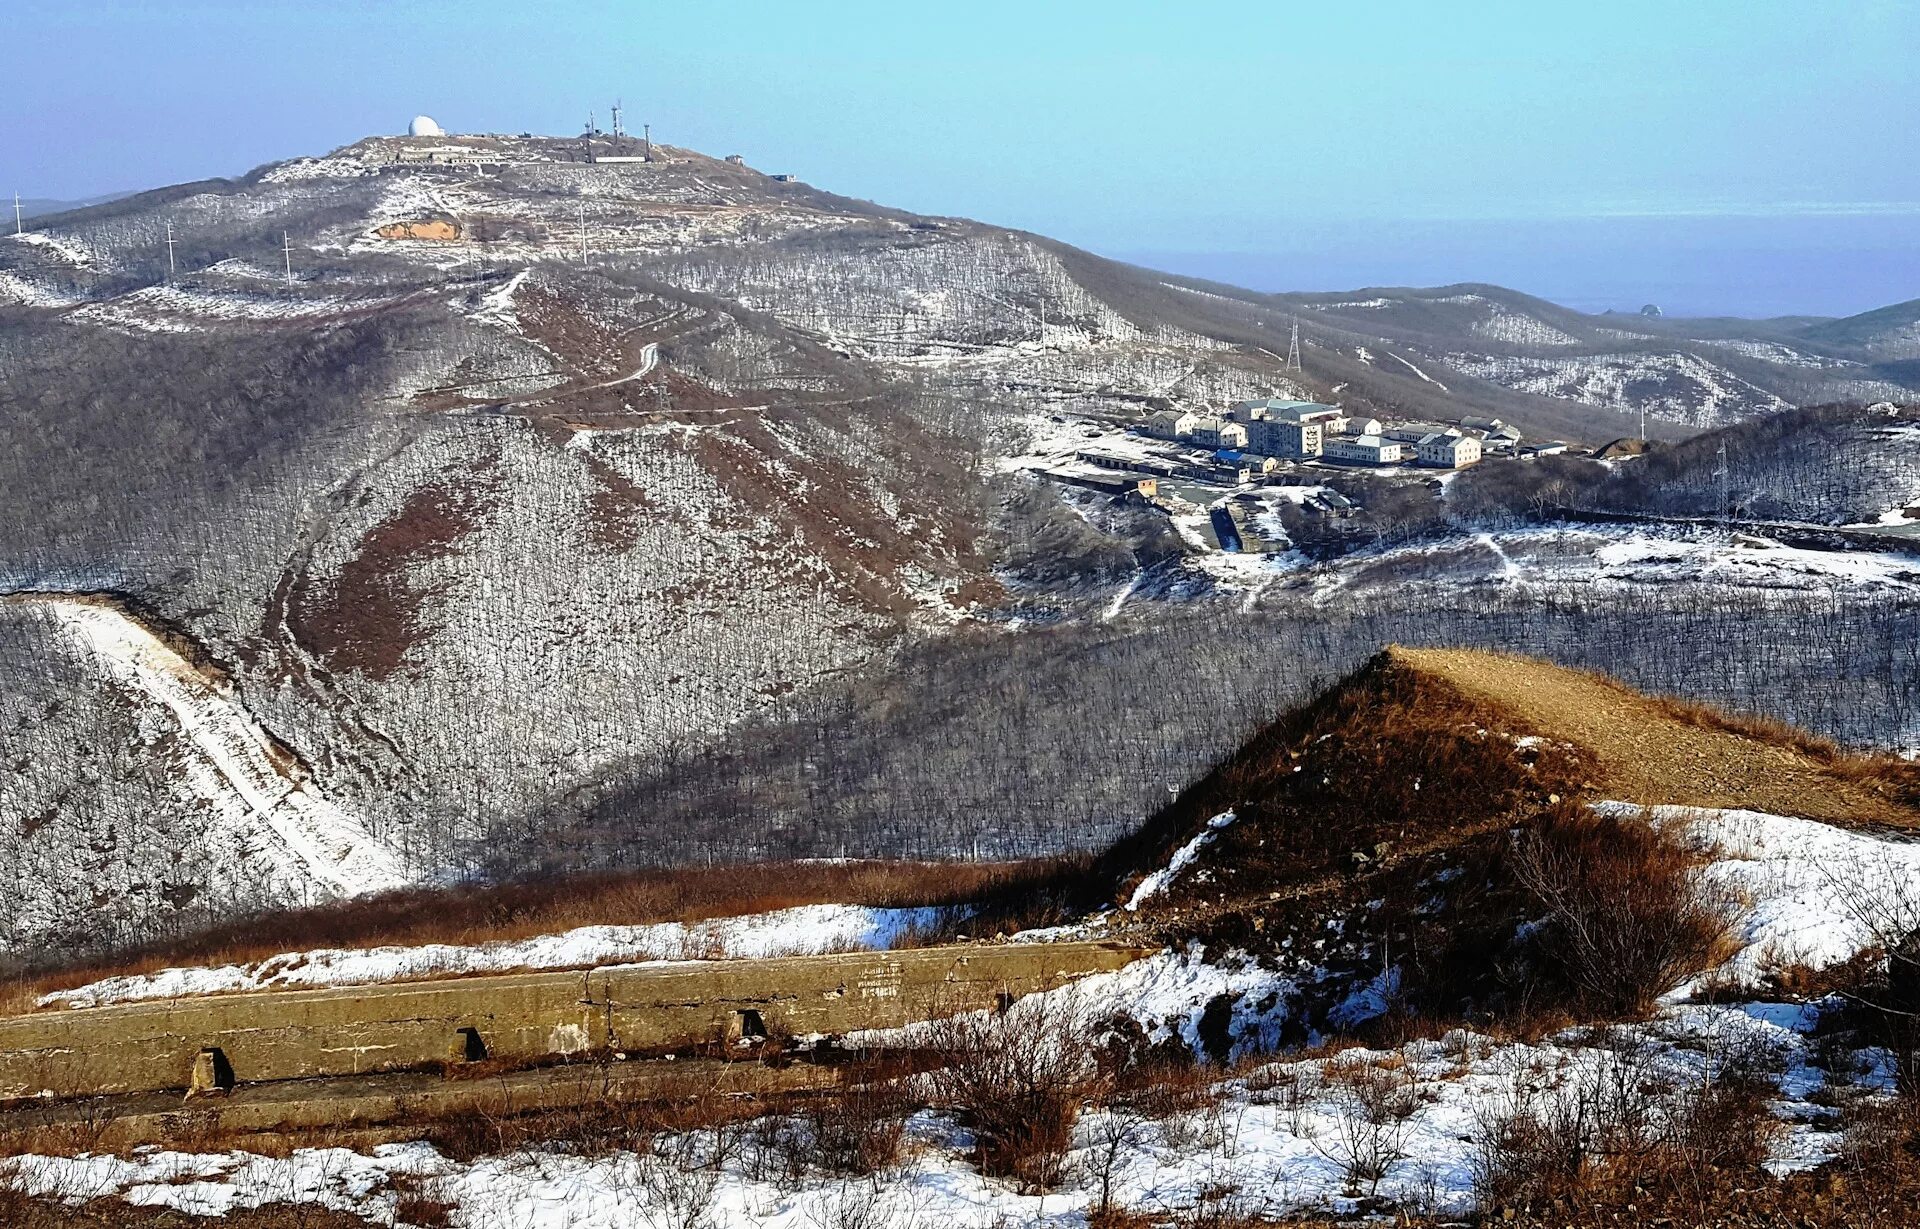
[1285,317,1303,372]
[282,232,295,286]
[1714,439,1731,523]
[164,219,177,283]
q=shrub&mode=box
[925,994,1099,1192]
[799,1076,912,1176]
[1471,1029,1781,1214]
[1509,807,1739,1017]
[1308,1053,1419,1198]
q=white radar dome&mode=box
[408,115,444,137]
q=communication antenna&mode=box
[588,108,596,136]
[164,219,177,283]
[282,232,295,286]
[611,99,623,141]
[1285,317,1303,372]
[643,123,652,162]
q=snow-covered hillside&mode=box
[1444,350,1793,426]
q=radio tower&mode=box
[611,99,623,141]
[1285,317,1303,372]
[643,123,652,162]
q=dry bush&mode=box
[926,994,1100,1193]
[1510,807,1740,1017]
[1471,1030,1781,1215]
[1306,1053,1420,1198]
[1093,653,1589,913]
[393,1187,456,1228]
[797,1076,913,1177]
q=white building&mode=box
[1386,423,1461,444]
[1249,418,1323,459]
[1190,417,1248,449]
[1248,400,1344,426]
[1415,433,1482,468]
[1323,434,1405,465]
[1146,410,1199,440]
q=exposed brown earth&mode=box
[374,219,460,241]
[289,474,497,681]
[1393,645,1920,827]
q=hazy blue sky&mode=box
[6,1,1917,315]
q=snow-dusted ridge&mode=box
[5,594,403,903]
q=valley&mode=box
[4,117,1920,1227]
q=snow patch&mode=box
[1128,810,1236,910]
[41,901,961,1009]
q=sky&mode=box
[5,0,1917,316]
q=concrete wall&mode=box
[0,941,1145,1101]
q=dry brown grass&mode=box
[0,857,1081,1015]
[0,1189,367,1227]
[1648,689,1920,808]
[1396,645,1920,827]
[1094,650,1591,913]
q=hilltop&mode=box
[1105,645,1920,917]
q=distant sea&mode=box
[1120,212,1920,321]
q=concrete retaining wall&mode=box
[0,941,1145,1100]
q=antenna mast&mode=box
[1285,317,1303,372]
[282,232,294,286]
[612,99,623,141]
[164,219,177,283]
[643,123,652,162]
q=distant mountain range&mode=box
[14,192,137,220]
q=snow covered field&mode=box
[0,1001,1863,1226]
[1303,522,1920,601]
[40,903,958,1009]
